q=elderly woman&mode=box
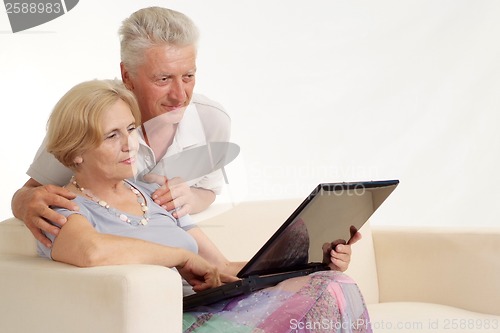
[37,79,372,332]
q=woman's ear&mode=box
[73,156,83,164]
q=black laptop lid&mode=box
[237,180,399,278]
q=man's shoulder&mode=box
[192,93,230,120]
[191,93,231,141]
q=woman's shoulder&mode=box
[127,179,159,196]
[53,196,95,224]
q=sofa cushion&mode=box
[372,226,500,315]
[367,302,500,333]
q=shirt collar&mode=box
[170,103,206,153]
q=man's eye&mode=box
[182,76,193,83]
[155,77,170,86]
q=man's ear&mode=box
[120,62,134,90]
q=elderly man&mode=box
[11,7,231,248]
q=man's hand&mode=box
[143,174,215,218]
[322,231,362,272]
[11,178,78,248]
[155,177,195,217]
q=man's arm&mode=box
[11,178,78,248]
[189,187,216,213]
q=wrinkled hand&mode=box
[322,232,362,272]
[12,184,78,248]
[143,174,194,218]
[177,253,239,292]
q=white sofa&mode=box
[1,199,499,333]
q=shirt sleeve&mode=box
[176,214,197,231]
[36,207,83,260]
[190,94,231,194]
[27,135,73,186]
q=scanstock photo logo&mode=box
[4,0,78,32]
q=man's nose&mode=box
[168,78,187,102]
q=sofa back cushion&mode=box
[344,221,379,304]
[197,200,303,262]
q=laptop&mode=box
[183,179,399,311]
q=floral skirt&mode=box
[183,271,372,333]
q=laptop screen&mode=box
[237,180,399,278]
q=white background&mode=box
[1,0,499,227]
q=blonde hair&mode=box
[46,79,141,169]
[119,7,199,74]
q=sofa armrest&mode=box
[372,226,500,316]
[0,255,183,333]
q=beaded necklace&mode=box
[71,176,149,226]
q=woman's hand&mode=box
[177,252,239,292]
[177,252,220,292]
[322,232,362,272]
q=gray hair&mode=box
[119,7,199,74]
